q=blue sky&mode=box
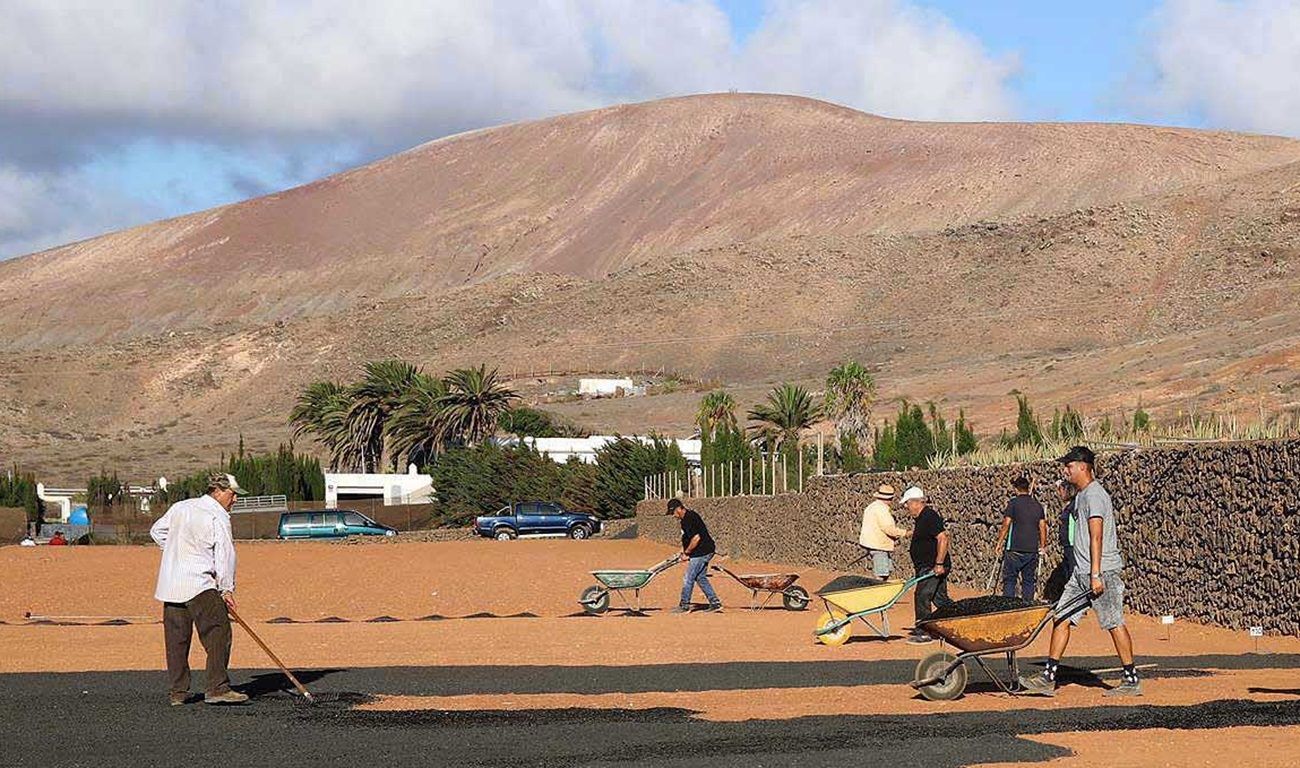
[2,0,1297,259]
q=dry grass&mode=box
[927,409,1300,469]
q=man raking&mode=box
[150,472,249,706]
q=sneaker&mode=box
[204,690,250,705]
[1017,674,1056,697]
[1103,680,1143,698]
[905,633,935,645]
[704,603,724,613]
[669,605,691,614]
[169,693,188,707]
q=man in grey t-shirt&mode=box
[1019,445,1142,698]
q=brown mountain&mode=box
[3,93,1300,479]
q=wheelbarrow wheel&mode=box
[782,586,810,611]
[915,651,967,701]
[579,586,610,615]
[815,610,851,646]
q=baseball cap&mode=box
[665,498,684,514]
[1056,445,1096,466]
[900,486,926,503]
[208,472,247,495]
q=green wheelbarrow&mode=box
[578,555,681,615]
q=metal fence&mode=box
[644,452,822,500]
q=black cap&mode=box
[666,498,685,514]
[1057,445,1096,466]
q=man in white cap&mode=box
[902,485,953,644]
[858,484,908,579]
[149,472,249,706]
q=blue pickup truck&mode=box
[475,502,603,541]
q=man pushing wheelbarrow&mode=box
[667,499,723,613]
[1017,446,1142,697]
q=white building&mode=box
[503,436,702,465]
[578,378,637,397]
[323,464,434,508]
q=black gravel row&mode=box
[927,595,1043,620]
[4,662,1298,768]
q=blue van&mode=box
[277,510,397,539]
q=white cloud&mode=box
[0,165,160,258]
[0,0,1017,259]
[1140,0,1300,136]
[740,0,1017,121]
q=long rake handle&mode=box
[227,605,314,702]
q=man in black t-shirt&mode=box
[996,476,1047,600]
[904,486,953,644]
[666,499,722,613]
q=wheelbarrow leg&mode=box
[750,589,759,611]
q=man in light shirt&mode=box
[858,484,908,578]
[150,472,248,706]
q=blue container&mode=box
[69,505,91,526]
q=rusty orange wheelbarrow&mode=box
[909,591,1092,700]
[709,565,809,610]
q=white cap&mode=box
[900,486,926,503]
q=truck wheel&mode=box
[569,525,591,540]
[494,528,517,541]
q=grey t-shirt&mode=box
[1072,480,1124,574]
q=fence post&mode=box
[799,450,804,492]
[817,432,824,476]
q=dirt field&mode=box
[2,537,1298,767]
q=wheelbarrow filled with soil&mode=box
[578,555,681,615]
[909,592,1091,700]
[709,565,809,610]
[812,571,935,646]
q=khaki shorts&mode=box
[1057,570,1126,630]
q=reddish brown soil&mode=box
[3,539,1297,765]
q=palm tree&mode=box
[385,373,450,468]
[345,360,424,472]
[746,383,822,451]
[695,390,737,438]
[824,360,876,445]
[288,381,353,470]
[435,365,519,447]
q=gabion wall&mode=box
[636,439,1300,634]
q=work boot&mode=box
[1103,680,1143,698]
[669,605,691,614]
[704,603,724,613]
[204,690,250,705]
[169,693,189,707]
[1017,673,1056,697]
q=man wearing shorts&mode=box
[1020,446,1141,697]
[858,484,908,578]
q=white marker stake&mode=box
[1249,626,1264,654]
[1161,615,1175,642]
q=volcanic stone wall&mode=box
[636,439,1300,634]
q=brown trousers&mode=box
[163,589,233,696]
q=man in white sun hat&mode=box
[858,483,908,578]
[902,485,954,644]
[150,472,249,707]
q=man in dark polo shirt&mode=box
[667,498,722,613]
[904,486,953,644]
[996,476,1047,600]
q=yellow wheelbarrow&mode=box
[813,571,935,646]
